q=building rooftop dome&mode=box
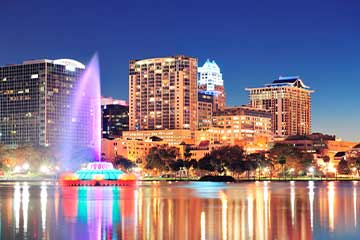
[200,59,220,72]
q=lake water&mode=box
[0,181,359,239]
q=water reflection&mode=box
[1,181,360,239]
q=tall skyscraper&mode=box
[197,92,213,129]
[129,55,198,131]
[101,97,129,138]
[0,59,90,147]
[198,59,226,111]
[246,76,313,137]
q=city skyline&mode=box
[1,0,360,141]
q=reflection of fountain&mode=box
[61,54,101,167]
[41,182,47,232]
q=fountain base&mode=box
[60,162,136,187]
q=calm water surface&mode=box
[0,181,359,239]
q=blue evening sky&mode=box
[1,0,359,141]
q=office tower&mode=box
[129,55,198,131]
[0,59,89,147]
[198,59,226,111]
[198,92,213,129]
[101,97,129,138]
[246,76,313,137]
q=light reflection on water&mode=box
[1,181,360,239]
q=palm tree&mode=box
[277,155,287,180]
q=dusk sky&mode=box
[1,0,359,141]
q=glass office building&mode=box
[0,59,89,147]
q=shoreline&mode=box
[1,177,360,183]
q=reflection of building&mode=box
[101,97,129,138]
[198,59,226,111]
[246,76,313,137]
[0,59,86,147]
[129,56,198,131]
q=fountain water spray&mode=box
[61,54,101,168]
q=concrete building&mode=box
[198,59,226,111]
[0,59,88,147]
[123,129,193,146]
[246,76,313,137]
[194,106,272,152]
[101,138,127,161]
[129,55,198,131]
[101,97,129,138]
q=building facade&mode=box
[129,56,198,131]
[0,59,89,147]
[123,129,193,146]
[211,106,272,152]
[246,76,313,137]
[197,92,213,129]
[101,97,129,138]
[198,59,226,111]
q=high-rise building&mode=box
[0,59,89,147]
[198,59,226,111]
[129,55,198,131]
[246,76,313,137]
[198,92,213,129]
[101,97,129,138]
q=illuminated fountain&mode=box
[61,54,101,166]
[60,54,135,186]
[60,162,135,186]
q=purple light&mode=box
[61,54,101,166]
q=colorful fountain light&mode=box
[60,162,136,186]
[59,54,137,186]
[61,54,102,167]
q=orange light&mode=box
[92,174,104,180]
[119,173,136,181]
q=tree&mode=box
[277,155,287,179]
[145,146,179,172]
[114,156,136,170]
[355,158,360,177]
[198,154,215,172]
[323,155,330,178]
[169,159,184,172]
[337,159,350,175]
[184,146,192,161]
[348,157,360,177]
